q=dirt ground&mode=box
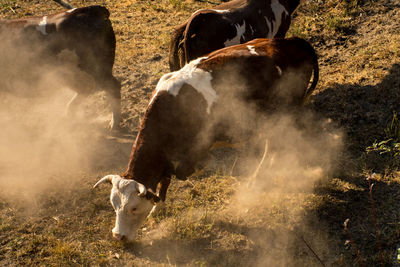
[0,0,400,266]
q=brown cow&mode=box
[0,6,121,130]
[169,0,306,71]
[94,37,318,241]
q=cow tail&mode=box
[169,24,186,71]
[302,41,319,105]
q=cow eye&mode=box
[131,208,137,213]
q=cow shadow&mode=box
[304,63,400,264]
[124,219,316,266]
[311,63,400,160]
[308,174,400,265]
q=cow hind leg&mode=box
[232,134,269,177]
[104,77,121,131]
[65,92,85,118]
[107,91,121,131]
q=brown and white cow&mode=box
[94,37,319,241]
[169,0,306,71]
[0,5,121,130]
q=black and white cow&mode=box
[169,0,306,71]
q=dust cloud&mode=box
[226,111,342,265]
[0,33,127,202]
[220,69,343,265]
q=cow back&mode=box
[169,0,301,71]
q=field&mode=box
[0,0,400,266]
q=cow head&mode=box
[93,175,160,241]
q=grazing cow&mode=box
[169,0,306,71]
[94,37,319,241]
[0,5,121,130]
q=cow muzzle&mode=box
[112,226,136,242]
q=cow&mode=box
[169,0,307,71]
[94,37,319,241]
[0,5,121,130]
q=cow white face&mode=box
[93,175,158,241]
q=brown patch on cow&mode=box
[122,37,319,205]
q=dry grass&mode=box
[1,0,400,266]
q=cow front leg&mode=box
[158,177,171,202]
[149,177,171,216]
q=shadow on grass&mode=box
[306,63,400,264]
[311,63,400,157]
[127,222,310,266]
[309,174,400,265]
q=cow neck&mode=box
[122,103,166,190]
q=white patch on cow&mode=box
[276,65,282,76]
[247,45,258,55]
[192,8,229,16]
[249,25,255,35]
[212,9,230,13]
[223,21,246,47]
[191,9,204,16]
[154,57,218,114]
[66,8,77,13]
[36,16,48,35]
[266,0,289,38]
